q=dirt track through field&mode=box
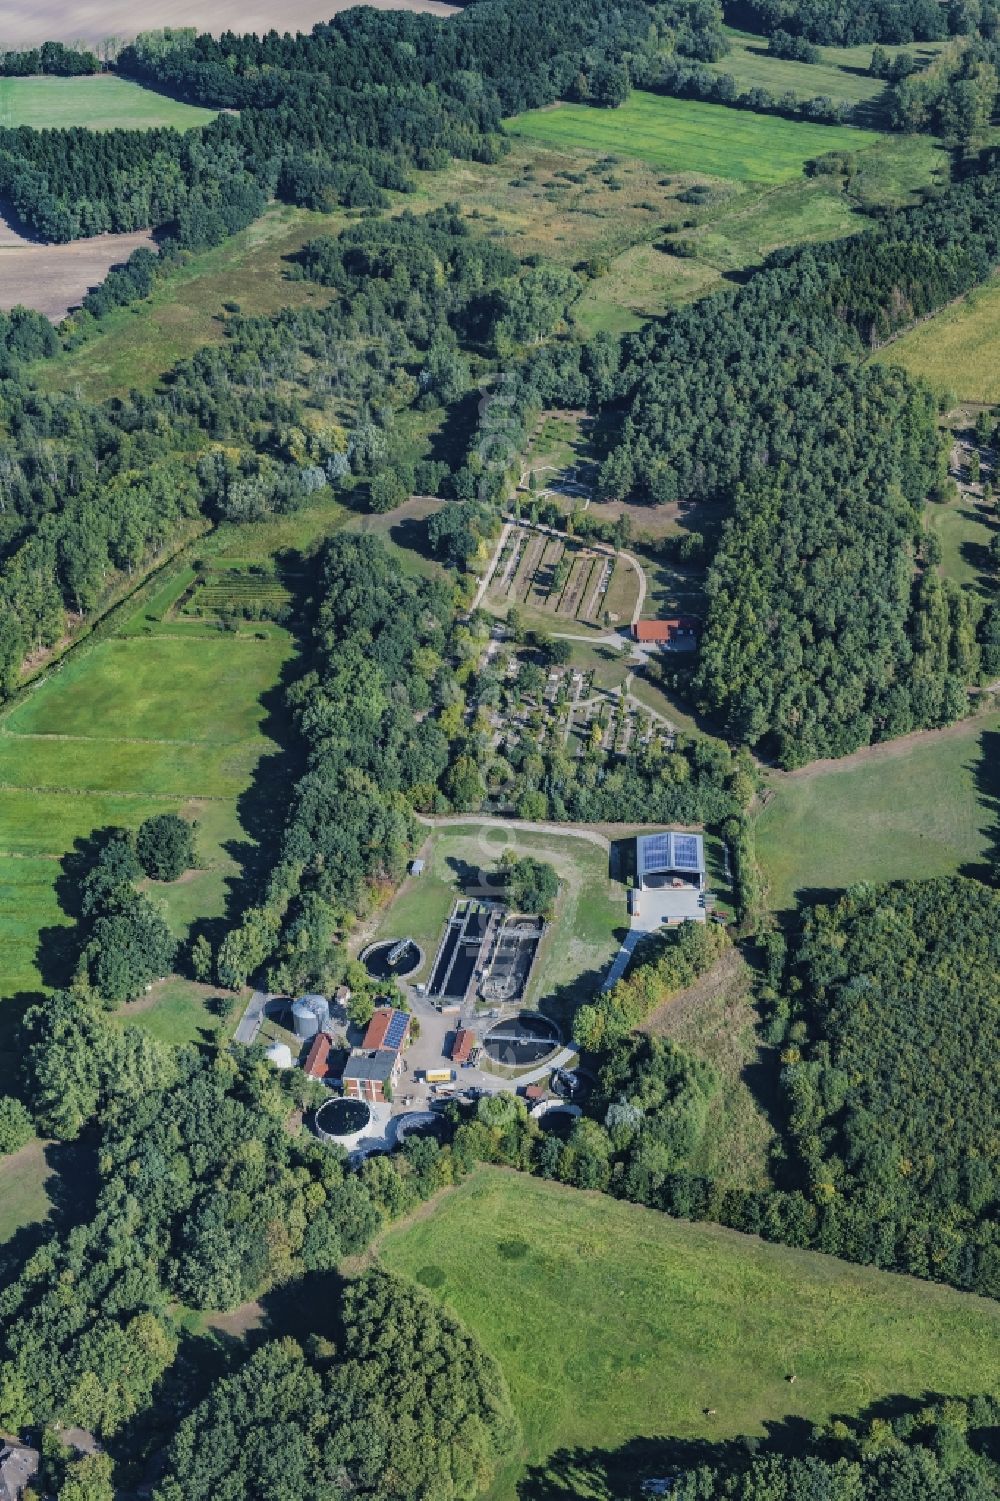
[1,0,459,47]
[0,206,154,321]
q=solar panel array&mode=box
[638,831,704,877]
[672,833,701,871]
[639,833,672,875]
[384,1009,409,1051]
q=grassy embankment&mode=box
[380,1167,1000,1500]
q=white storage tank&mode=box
[291,994,330,1040]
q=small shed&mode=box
[303,1032,333,1082]
[451,1028,474,1065]
[410,858,426,876]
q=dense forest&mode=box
[736,0,957,44]
[777,878,1000,1288]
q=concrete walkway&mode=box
[233,989,268,1046]
[470,521,513,613]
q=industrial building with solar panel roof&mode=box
[635,831,706,891]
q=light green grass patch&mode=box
[756,713,1000,913]
[0,74,215,131]
[0,787,189,858]
[573,243,720,335]
[710,30,951,112]
[508,93,882,184]
[0,1139,54,1246]
[873,274,1000,402]
[6,636,289,744]
[926,491,999,591]
[0,731,260,799]
[113,978,224,1049]
[380,1169,1000,1500]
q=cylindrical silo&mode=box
[291,994,329,1039]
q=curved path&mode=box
[415,812,611,852]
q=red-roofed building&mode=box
[303,1031,332,1082]
[363,1006,411,1053]
[451,1028,474,1065]
[633,617,698,647]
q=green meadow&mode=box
[873,273,1000,402]
[380,1169,1000,1500]
[0,74,215,131]
[507,92,881,183]
[756,712,1000,913]
[0,562,300,1090]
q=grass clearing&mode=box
[0,1139,54,1246]
[36,203,342,401]
[872,273,1000,402]
[0,75,216,131]
[572,242,719,334]
[508,93,882,184]
[926,489,999,591]
[0,500,345,1081]
[756,712,1000,914]
[380,1168,1000,1500]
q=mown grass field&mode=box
[0,75,215,130]
[873,274,1000,402]
[380,1168,1000,1500]
[508,93,881,183]
[756,712,1000,913]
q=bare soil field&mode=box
[4,0,458,48]
[0,207,154,321]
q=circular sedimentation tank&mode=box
[315,1096,372,1148]
[483,1012,560,1067]
[361,938,422,980]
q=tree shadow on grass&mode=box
[961,727,1000,883]
[224,554,319,922]
[516,1395,965,1499]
